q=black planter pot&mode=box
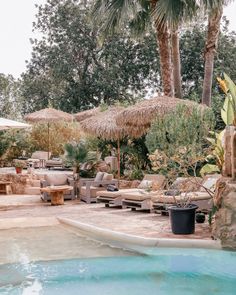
[169,204,198,234]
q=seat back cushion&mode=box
[170,177,202,192]
[140,174,166,190]
[138,180,153,189]
[45,174,68,186]
[31,151,51,160]
[93,172,105,187]
[200,174,221,192]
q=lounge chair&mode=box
[40,173,76,201]
[96,174,166,208]
[153,174,221,213]
[26,151,51,168]
[79,172,118,203]
[45,157,64,169]
[122,175,221,213]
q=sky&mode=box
[0,0,235,79]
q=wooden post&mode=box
[223,126,233,177]
[47,122,50,160]
[232,129,236,180]
[117,138,120,187]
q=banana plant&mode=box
[218,73,236,126]
[200,130,224,176]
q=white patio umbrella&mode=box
[0,118,31,130]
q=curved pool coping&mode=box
[58,217,222,253]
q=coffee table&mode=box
[40,185,73,205]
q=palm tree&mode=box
[202,4,224,106]
[93,0,228,103]
[92,0,202,99]
[92,0,174,96]
[152,0,199,99]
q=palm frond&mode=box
[152,0,199,28]
[92,0,149,35]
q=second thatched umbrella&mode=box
[116,96,206,127]
[25,107,73,159]
[78,106,144,180]
[74,107,100,122]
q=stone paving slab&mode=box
[0,195,212,240]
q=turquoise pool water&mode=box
[1,248,235,295]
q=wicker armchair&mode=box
[40,174,76,201]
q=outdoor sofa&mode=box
[96,174,166,208]
[40,173,76,201]
[79,172,118,203]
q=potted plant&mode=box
[168,192,198,234]
[14,160,25,174]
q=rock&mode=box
[212,177,236,249]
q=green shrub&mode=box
[146,104,215,154]
[146,105,215,181]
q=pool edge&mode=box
[58,217,222,252]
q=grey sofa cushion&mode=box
[45,174,68,186]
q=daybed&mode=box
[96,174,166,208]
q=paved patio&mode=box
[0,194,212,240]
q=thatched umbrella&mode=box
[0,118,31,130]
[116,96,206,127]
[78,107,144,180]
[25,108,73,158]
[74,107,100,122]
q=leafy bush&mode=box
[0,130,32,164]
[146,105,215,181]
[0,131,10,161]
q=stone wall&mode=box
[212,178,236,249]
[0,173,44,194]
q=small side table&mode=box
[40,185,73,205]
[0,181,12,195]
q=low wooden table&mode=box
[40,185,73,206]
[0,181,12,195]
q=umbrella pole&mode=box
[117,138,120,187]
[47,122,50,160]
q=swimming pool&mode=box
[0,248,235,295]
[0,224,235,295]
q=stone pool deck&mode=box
[0,194,212,240]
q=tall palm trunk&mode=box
[171,28,182,99]
[202,6,223,106]
[156,22,174,97]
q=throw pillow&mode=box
[138,180,152,189]
[103,173,113,181]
